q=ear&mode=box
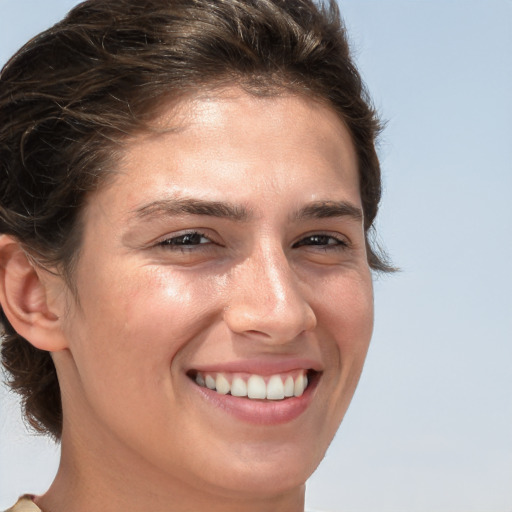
[0,235,69,351]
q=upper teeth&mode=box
[195,371,309,400]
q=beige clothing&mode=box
[4,496,41,512]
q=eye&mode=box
[158,231,212,248]
[292,234,349,249]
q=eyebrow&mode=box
[131,197,363,225]
[131,197,251,222]
[293,201,363,222]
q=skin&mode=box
[13,88,374,512]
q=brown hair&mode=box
[0,0,392,440]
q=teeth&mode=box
[247,375,266,399]
[195,373,205,387]
[231,376,247,397]
[194,370,310,400]
[266,375,285,400]
[294,373,305,397]
[216,373,230,395]
[284,375,294,397]
[205,374,216,390]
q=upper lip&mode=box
[186,358,324,376]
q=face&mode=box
[54,88,374,502]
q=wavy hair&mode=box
[0,0,392,439]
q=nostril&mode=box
[245,329,272,338]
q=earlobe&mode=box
[0,235,69,352]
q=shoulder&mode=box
[4,496,41,512]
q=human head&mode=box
[0,0,390,441]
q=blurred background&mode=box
[1,1,511,511]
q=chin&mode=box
[199,438,327,498]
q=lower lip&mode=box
[190,374,319,426]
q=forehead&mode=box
[85,88,361,225]
[132,89,356,177]
[150,87,350,137]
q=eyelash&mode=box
[292,234,349,250]
[157,231,212,249]
[157,231,349,251]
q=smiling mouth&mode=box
[187,369,317,400]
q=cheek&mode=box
[68,265,223,375]
[315,272,373,418]
[318,270,374,348]
[59,266,226,439]
[339,287,374,353]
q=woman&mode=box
[0,0,391,511]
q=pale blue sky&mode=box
[1,1,511,511]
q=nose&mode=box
[223,245,317,343]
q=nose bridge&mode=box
[257,245,296,312]
[225,240,316,340]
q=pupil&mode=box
[181,233,200,244]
